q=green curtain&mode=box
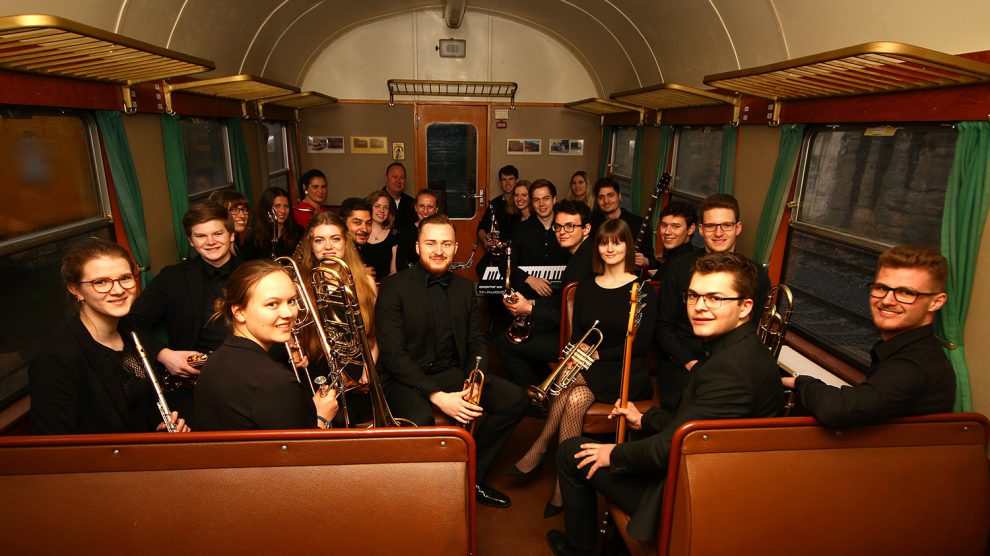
[598,125,614,178]
[651,125,676,248]
[94,111,154,287]
[753,124,805,266]
[719,124,739,195]
[939,121,990,412]
[161,114,190,260]
[630,127,645,212]
[227,118,254,204]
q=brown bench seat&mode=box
[610,413,990,556]
[0,427,476,555]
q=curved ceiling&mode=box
[2,0,990,97]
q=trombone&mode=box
[526,320,604,406]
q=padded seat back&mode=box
[0,427,475,556]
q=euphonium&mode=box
[311,255,414,427]
[503,246,531,344]
[757,284,796,414]
[526,320,604,406]
[460,355,485,435]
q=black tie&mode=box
[427,273,451,289]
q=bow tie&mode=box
[205,263,233,281]
[427,273,452,289]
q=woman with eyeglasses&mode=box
[29,238,190,434]
[506,218,656,517]
[208,189,250,256]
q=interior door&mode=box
[414,104,489,277]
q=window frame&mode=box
[179,116,234,201]
[669,125,725,202]
[265,121,291,190]
[0,108,111,257]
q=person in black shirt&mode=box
[376,215,528,509]
[394,189,440,271]
[657,200,699,268]
[784,245,956,426]
[127,202,243,426]
[498,200,595,387]
[340,197,376,277]
[196,260,338,430]
[30,238,190,434]
[509,179,570,300]
[654,193,769,411]
[242,187,302,260]
[364,190,400,277]
[548,252,784,555]
[478,164,518,246]
[590,177,656,272]
[382,162,417,232]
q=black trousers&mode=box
[495,331,559,388]
[557,436,649,551]
[386,368,529,482]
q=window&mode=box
[179,117,232,198]
[0,108,111,409]
[425,123,478,218]
[671,126,724,200]
[609,127,637,212]
[265,121,290,191]
[781,124,955,366]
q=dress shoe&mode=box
[543,500,563,518]
[546,529,601,556]
[504,452,546,478]
[475,483,511,508]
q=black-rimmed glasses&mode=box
[868,282,940,304]
[700,222,737,232]
[551,222,585,233]
[79,274,137,293]
[683,290,743,308]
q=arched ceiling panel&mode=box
[712,0,788,70]
[0,0,121,29]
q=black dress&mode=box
[362,229,398,278]
[571,277,657,402]
[195,336,317,430]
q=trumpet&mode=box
[526,320,604,406]
[130,331,176,433]
[503,246,531,344]
[460,356,485,435]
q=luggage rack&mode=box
[387,79,517,107]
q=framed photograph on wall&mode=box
[549,138,584,156]
[507,138,541,155]
[307,135,344,154]
[351,136,389,154]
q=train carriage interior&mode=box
[1,1,989,555]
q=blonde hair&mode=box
[565,171,594,209]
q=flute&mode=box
[131,331,177,433]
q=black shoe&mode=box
[527,403,549,419]
[504,452,546,478]
[546,529,600,556]
[543,501,563,518]
[475,483,511,508]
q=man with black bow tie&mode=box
[376,214,529,509]
[126,202,243,426]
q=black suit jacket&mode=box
[531,237,595,333]
[386,188,418,232]
[29,317,160,434]
[611,325,784,539]
[376,265,487,393]
[125,257,224,356]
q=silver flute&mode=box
[131,331,177,433]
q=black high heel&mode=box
[543,501,563,518]
[504,452,547,478]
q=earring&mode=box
[77,298,85,304]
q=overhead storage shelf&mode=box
[387,79,517,107]
[564,97,645,125]
[257,91,337,120]
[0,14,214,111]
[703,41,990,101]
[164,74,300,116]
[611,83,736,110]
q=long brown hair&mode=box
[365,190,396,230]
[592,218,636,274]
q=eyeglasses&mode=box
[868,282,941,304]
[701,222,737,232]
[551,222,585,233]
[229,205,250,214]
[683,290,743,308]
[80,274,137,293]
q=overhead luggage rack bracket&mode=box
[387,79,517,108]
[703,41,990,102]
[257,91,337,121]
[0,14,214,113]
[164,74,299,117]
[610,83,739,125]
[564,97,645,126]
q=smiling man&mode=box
[784,245,955,427]
[548,252,783,555]
[591,177,656,270]
[376,214,528,509]
[508,179,569,299]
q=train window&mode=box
[609,126,637,211]
[0,109,110,254]
[425,123,478,218]
[179,118,233,198]
[265,121,290,190]
[782,123,956,365]
[671,126,724,200]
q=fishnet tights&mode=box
[513,374,595,507]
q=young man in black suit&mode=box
[591,177,656,271]
[376,214,529,508]
[126,202,241,425]
[477,164,519,246]
[547,252,784,556]
[783,245,956,426]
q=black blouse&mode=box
[362,229,398,278]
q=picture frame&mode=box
[351,135,389,154]
[307,135,344,154]
[507,138,541,155]
[549,138,584,156]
